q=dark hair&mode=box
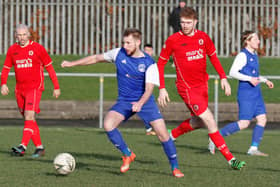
[144,43,153,48]
[241,30,255,48]
[180,7,198,20]
[123,28,142,40]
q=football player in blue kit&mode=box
[61,28,184,177]
[208,30,274,156]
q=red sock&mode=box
[172,119,194,138]
[21,120,34,147]
[209,131,234,161]
[31,121,42,147]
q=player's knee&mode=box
[24,111,35,121]
[257,115,267,126]
[104,120,119,132]
[157,131,169,142]
[238,120,250,129]
[104,123,113,131]
[24,115,35,121]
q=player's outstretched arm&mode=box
[157,88,170,107]
[220,78,231,96]
[1,84,9,96]
[61,54,105,68]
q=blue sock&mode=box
[161,138,178,170]
[220,122,240,137]
[251,124,264,147]
[106,128,131,156]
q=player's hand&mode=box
[53,89,61,98]
[131,101,143,112]
[61,60,72,68]
[265,80,274,89]
[1,84,9,96]
[220,79,231,96]
[157,88,170,107]
[250,77,260,86]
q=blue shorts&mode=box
[238,96,266,120]
[110,98,163,124]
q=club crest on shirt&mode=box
[29,50,34,56]
[138,64,146,72]
[121,59,126,64]
[250,58,253,61]
[198,39,204,45]
[193,104,199,111]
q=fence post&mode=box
[99,75,104,128]
[214,78,219,123]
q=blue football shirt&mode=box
[104,47,159,101]
[237,48,261,100]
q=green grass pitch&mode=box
[0,55,279,186]
[0,126,279,187]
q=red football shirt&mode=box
[2,41,56,90]
[158,30,226,89]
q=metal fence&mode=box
[0,0,279,56]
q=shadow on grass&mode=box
[71,152,120,161]
[256,167,280,172]
[73,151,156,164]
[147,141,211,155]
[24,157,53,163]
[184,162,232,171]
[159,142,248,155]
[103,165,171,177]
[0,149,55,160]
[182,144,247,155]
[76,160,119,170]
[0,149,13,156]
[67,151,158,176]
[45,172,69,177]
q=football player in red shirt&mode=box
[1,24,60,158]
[157,7,246,170]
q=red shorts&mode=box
[177,83,208,116]
[15,89,42,114]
